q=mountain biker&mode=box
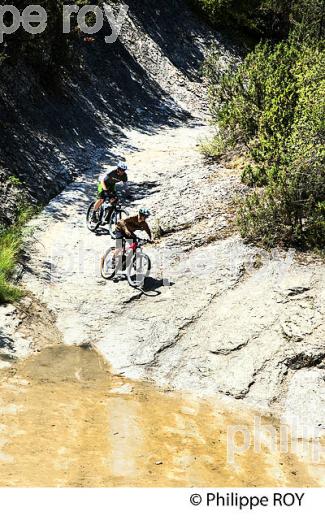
[115,208,152,241]
[112,208,153,266]
[93,161,129,221]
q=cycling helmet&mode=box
[117,161,128,171]
[139,208,151,218]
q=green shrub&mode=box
[8,176,22,187]
[0,274,23,304]
[199,133,230,158]
[204,42,300,161]
[0,228,23,304]
[190,0,325,40]
[204,37,325,248]
[0,51,7,65]
[0,205,36,304]
[241,165,267,187]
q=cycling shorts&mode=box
[97,184,117,201]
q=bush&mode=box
[0,228,23,304]
[190,0,325,40]
[204,37,325,248]
[199,133,230,158]
[0,206,35,304]
[204,42,300,164]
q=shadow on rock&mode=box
[142,277,175,296]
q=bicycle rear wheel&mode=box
[127,252,151,289]
[87,202,101,232]
[109,209,129,239]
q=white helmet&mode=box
[117,161,128,171]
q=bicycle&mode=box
[86,198,129,238]
[100,237,152,289]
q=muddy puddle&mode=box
[0,344,323,487]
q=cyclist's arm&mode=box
[144,223,152,241]
[119,220,132,237]
[122,179,131,199]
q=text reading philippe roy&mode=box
[189,491,306,510]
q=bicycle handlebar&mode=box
[138,238,153,245]
[123,237,153,246]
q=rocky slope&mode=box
[0,0,233,225]
[0,0,324,443]
[1,123,323,441]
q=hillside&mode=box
[0,0,233,226]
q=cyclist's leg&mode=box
[113,231,125,255]
[106,192,118,218]
[94,184,106,212]
[112,232,126,271]
[109,192,118,205]
[124,235,137,271]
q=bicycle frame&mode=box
[128,241,138,253]
[121,237,146,254]
[101,201,124,224]
[102,200,115,215]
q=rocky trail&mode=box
[2,122,325,437]
[1,122,324,486]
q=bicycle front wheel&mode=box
[127,252,151,289]
[109,209,129,239]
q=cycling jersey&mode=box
[116,215,152,240]
[100,169,128,193]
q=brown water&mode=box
[0,345,322,487]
